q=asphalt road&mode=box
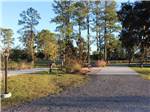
[0,68,49,77]
[2,66,150,112]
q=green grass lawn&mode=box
[1,73,87,109]
[132,67,150,80]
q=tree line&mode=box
[52,0,120,67]
[0,0,150,67]
[118,1,150,65]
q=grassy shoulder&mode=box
[1,73,88,108]
[131,67,150,80]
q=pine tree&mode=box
[92,1,104,59]
[72,1,88,63]
[103,1,120,61]
[85,1,91,64]
[52,0,74,66]
[0,28,14,51]
[18,7,41,65]
[92,1,120,61]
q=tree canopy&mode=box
[37,29,58,60]
[0,28,14,51]
[118,1,150,63]
[18,7,41,64]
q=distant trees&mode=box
[72,1,88,63]
[91,1,120,61]
[4,0,150,67]
[52,0,121,66]
[92,1,103,58]
[107,37,125,60]
[9,48,29,62]
[85,1,91,64]
[103,1,120,61]
[37,29,58,60]
[18,7,41,65]
[52,0,74,67]
[118,1,150,64]
[0,28,14,51]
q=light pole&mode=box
[1,49,11,98]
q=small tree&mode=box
[37,29,58,60]
[0,28,14,51]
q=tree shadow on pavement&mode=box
[31,95,150,111]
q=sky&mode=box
[1,0,56,48]
[0,0,136,51]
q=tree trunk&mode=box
[104,28,107,61]
[87,15,90,65]
[96,2,99,59]
[140,45,146,67]
[30,27,34,66]
[78,22,82,63]
[98,31,102,59]
[128,48,134,65]
[104,1,107,62]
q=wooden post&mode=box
[4,55,8,94]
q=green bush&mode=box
[8,61,18,70]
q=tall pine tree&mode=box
[103,1,120,61]
[18,7,41,65]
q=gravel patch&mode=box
[2,67,150,112]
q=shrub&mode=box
[18,62,32,69]
[8,61,18,70]
[72,62,81,72]
[8,61,33,70]
[96,60,107,67]
[65,62,81,73]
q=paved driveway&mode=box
[89,66,139,75]
[2,66,150,112]
[0,68,49,77]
